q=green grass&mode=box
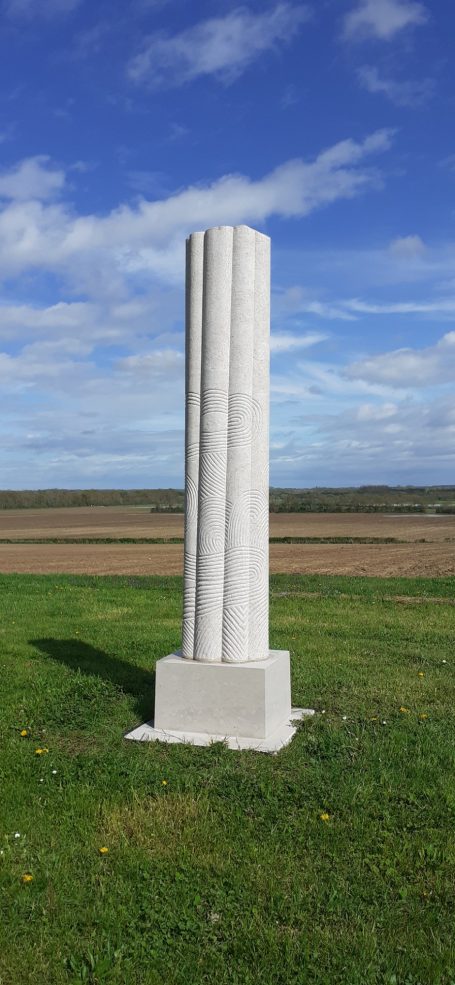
[1,573,454,985]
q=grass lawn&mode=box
[1,573,454,985]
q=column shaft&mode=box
[249,232,270,660]
[193,226,233,662]
[222,226,256,662]
[182,232,204,658]
[182,224,269,663]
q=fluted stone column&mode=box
[183,224,270,664]
[125,224,312,751]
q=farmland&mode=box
[0,507,453,576]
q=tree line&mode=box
[0,486,454,513]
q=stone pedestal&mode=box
[125,651,314,753]
[125,224,313,753]
[156,650,291,738]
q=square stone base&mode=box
[124,649,315,753]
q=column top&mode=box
[186,225,270,244]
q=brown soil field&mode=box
[0,507,454,543]
[0,507,185,540]
[0,541,454,577]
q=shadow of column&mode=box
[30,638,156,721]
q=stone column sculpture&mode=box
[126,225,311,752]
[182,224,269,664]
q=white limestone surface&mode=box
[153,649,291,739]
[183,225,270,664]
[125,708,315,754]
[182,230,203,658]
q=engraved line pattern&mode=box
[222,604,249,663]
[195,387,229,659]
[185,475,198,522]
[186,227,270,663]
[182,235,202,658]
[227,394,259,446]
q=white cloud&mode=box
[5,0,81,17]
[116,349,184,379]
[0,131,393,289]
[270,349,455,484]
[355,402,398,421]
[0,327,186,486]
[0,301,95,341]
[270,331,328,353]
[389,234,426,257]
[0,293,182,349]
[271,395,455,485]
[293,358,406,400]
[346,332,455,387]
[0,157,65,201]
[128,3,309,88]
[343,0,427,41]
[343,297,455,316]
[276,285,358,320]
[0,338,94,391]
[358,66,434,106]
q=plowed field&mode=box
[0,508,453,576]
[0,541,453,576]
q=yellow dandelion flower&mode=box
[99,846,109,855]
[20,729,28,737]
[399,707,410,714]
[161,780,168,786]
[418,672,424,678]
[419,713,428,720]
[35,747,49,755]
[21,873,33,883]
[320,812,330,822]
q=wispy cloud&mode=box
[128,3,310,89]
[0,131,393,288]
[388,234,426,257]
[272,394,455,485]
[270,331,328,353]
[343,0,428,42]
[343,297,455,316]
[346,332,455,386]
[358,65,434,106]
[0,156,65,201]
[276,285,359,321]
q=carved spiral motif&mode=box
[182,225,270,663]
[185,475,198,522]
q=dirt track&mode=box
[0,542,453,577]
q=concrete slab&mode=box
[125,707,315,754]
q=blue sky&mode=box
[0,0,454,489]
